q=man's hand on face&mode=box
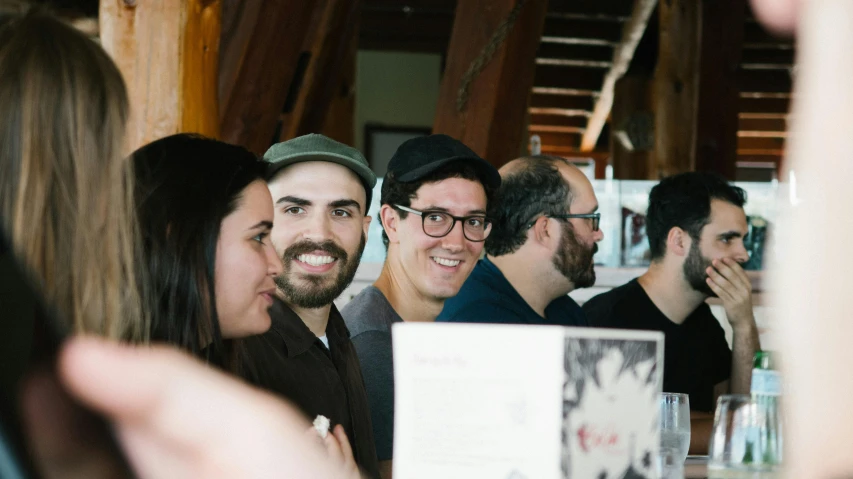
[705,257,756,326]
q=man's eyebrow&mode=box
[248,221,273,231]
[329,199,361,209]
[418,205,487,216]
[718,231,744,240]
[276,196,311,206]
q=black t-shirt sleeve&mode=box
[351,330,395,461]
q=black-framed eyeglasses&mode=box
[526,213,601,231]
[393,204,492,242]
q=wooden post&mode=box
[579,0,657,152]
[653,0,746,179]
[433,0,549,168]
[611,74,654,179]
[319,28,358,145]
[278,0,361,140]
[694,0,746,179]
[653,0,699,178]
[218,1,318,154]
[100,0,222,152]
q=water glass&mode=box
[708,394,781,472]
[660,392,691,465]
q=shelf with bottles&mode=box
[593,179,779,273]
[358,178,780,281]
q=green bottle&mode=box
[750,351,782,467]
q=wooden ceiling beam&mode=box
[737,136,785,150]
[530,93,595,110]
[542,16,625,41]
[579,0,657,152]
[536,42,614,62]
[548,0,634,17]
[738,117,787,131]
[739,96,791,113]
[533,65,606,91]
[279,0,362,140]
[219,1,318,154]
[433,0,549,168]
[529,114,588,127]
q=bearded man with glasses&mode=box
[341,135,499,479]
[437,155,603,328]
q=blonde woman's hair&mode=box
[0,11,149,341]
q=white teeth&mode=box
[297,254,335,266]
[432,257,460,267]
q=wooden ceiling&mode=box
[361,0,794,168]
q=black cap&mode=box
[386,134,501,189]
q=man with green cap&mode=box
[241,134,379,478]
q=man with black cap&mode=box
[341,134,500,479]
[242,134,379,478]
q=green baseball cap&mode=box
[263,134,377,207]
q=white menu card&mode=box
[392,323,664,479]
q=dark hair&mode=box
[379,161,497,247]
[132,134,267,372]
[646,172,747,260]
[484,156,573,256]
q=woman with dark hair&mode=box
[131,133,283,372]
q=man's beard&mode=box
[552,221,597,289]
[275,234,366,309]
[683,239,716,297]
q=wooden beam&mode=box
[739,96,791,114]
[579,0,657,152]
[548,0,634,17]
[279,0,361,140]
[360,2,454,53]
[433,0,548,168]
[653,0,746,179]
[652,0,699,176]
[738,117,787,131]
[100,0,221,152]
[319,17,358,145]
[737,136,785,150]
[219,1,317,154]
[610,73,654,179]
[542,16,625,41]
[529,114,588,127]
[530,93,595,110]
[694,0,746,178]
[533,65,606,91]
[218,0,263,122]
[536,42,614,63]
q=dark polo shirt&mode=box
[242,297,379,479]
[437,257,589,326]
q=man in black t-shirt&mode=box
[584,172,760,454]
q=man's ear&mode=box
[379,205,399,244]
[529,216,555,248]
[666,227,690,257]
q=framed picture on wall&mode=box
[364,124,431,177]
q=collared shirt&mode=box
[437,257,589,326]
[242,297,380,478]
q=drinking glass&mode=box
[708,394,782,473]
[660,393,691,467]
